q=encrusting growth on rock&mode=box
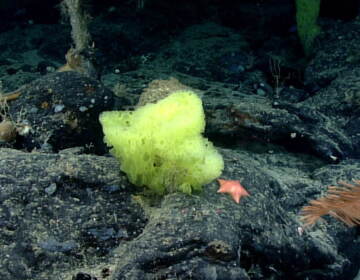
[0,120,17,143]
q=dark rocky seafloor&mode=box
[0,1,360,279]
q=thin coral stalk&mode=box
[300,180,360,227]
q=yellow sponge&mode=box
[99,90,224,195]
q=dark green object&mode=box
[296,0,321,56]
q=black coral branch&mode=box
[300,180,360,227]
